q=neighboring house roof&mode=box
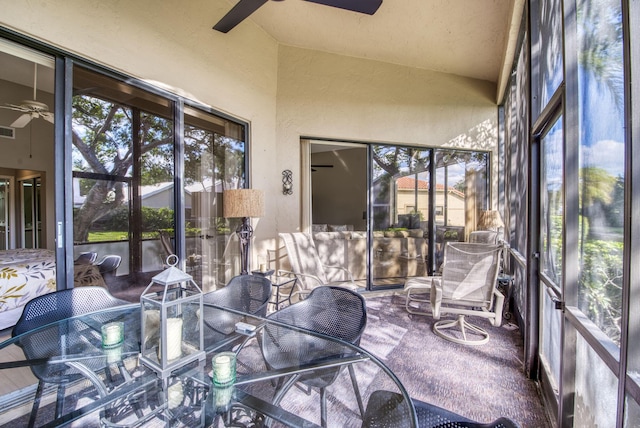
[396,176,465,198]
[73,179,223,207]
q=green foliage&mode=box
[142,207,174,232]
[579,239,623,344]
[408,210,424,220]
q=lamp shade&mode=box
[223,189,265,218]
[478,210,504,230]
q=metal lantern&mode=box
[140,256,205,379]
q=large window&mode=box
[508,0,631,425]
[576,0,625,347]
[71,66,247,292]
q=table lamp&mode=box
[223,189,265,274]
[477,210,504,231]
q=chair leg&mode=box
[320,387,327,428]
[433,315,490,345]
[272,374,299,406]
[28,380,44,428]
[405,284,432,316]
[348,364,365,418]
[55,384,66,419]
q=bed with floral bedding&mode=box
[0,249,57,330]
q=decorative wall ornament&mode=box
[282,170,293,195]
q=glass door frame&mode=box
[530,87,565,423]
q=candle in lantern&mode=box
[167,382,184,409]
[165,317,183,361]
[259,263,266,272]
[213,352,236,386]
[101,322,124,348]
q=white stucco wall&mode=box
[2,0,499,268]
[274,46,499,237]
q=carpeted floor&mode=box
[1,289,549,427]
[110,287,549,426]
[361,293,549,427]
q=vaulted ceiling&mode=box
[213,0,524,102]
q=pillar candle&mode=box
[213,352,236,385]
[165,317,183,361]
[167,382,184,409]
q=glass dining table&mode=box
[0,302,417,428]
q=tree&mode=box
[72,95,246,243]
[72,96,173,242]
[579,166,616,239]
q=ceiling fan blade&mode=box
[11,113,33,128]
[42,112,55,124]
[304,0,382,15]
[213,0,269,33]
[0,104,28,112]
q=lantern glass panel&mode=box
[140,274,205,378]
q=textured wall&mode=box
[2,0,500,266]
[274,46,500,234]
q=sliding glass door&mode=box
[370,145,430,288]
[309,140,490,290]
[71,65,248,293]
[183,105,246,293]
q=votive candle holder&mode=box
[101,322,124,348]
[212,352,236,386]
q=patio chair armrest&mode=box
[430,277,442,319]
[490,289,505,327]
[280,270,325,289]
[322,264,354,282]
[275,269,296,279]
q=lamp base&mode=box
[236,217,253,275]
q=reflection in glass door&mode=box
[433,150,489,273]
[371,146,430,288]
[20,177,41,249]
[71,65,173,288]
[183,105,246,293]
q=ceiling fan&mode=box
[311,164,334,172]
[1,63,54,128]
[213,0,383,33]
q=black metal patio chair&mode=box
[361,390,520,428]
[259,285,367,427]
[202,274,272,352]
[12,286,129,428]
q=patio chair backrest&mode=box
[279,232,328,290]
[74,251,98,265]
[441,242,502,309]
[13,286,129,337]
[202,275,272,349]
[260,286,367,404]
[468,230,499,244]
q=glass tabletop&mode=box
[0,303,417,428]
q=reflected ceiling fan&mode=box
[1,63,54,128]
[311,164,334,172]
[213,0,383,33]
